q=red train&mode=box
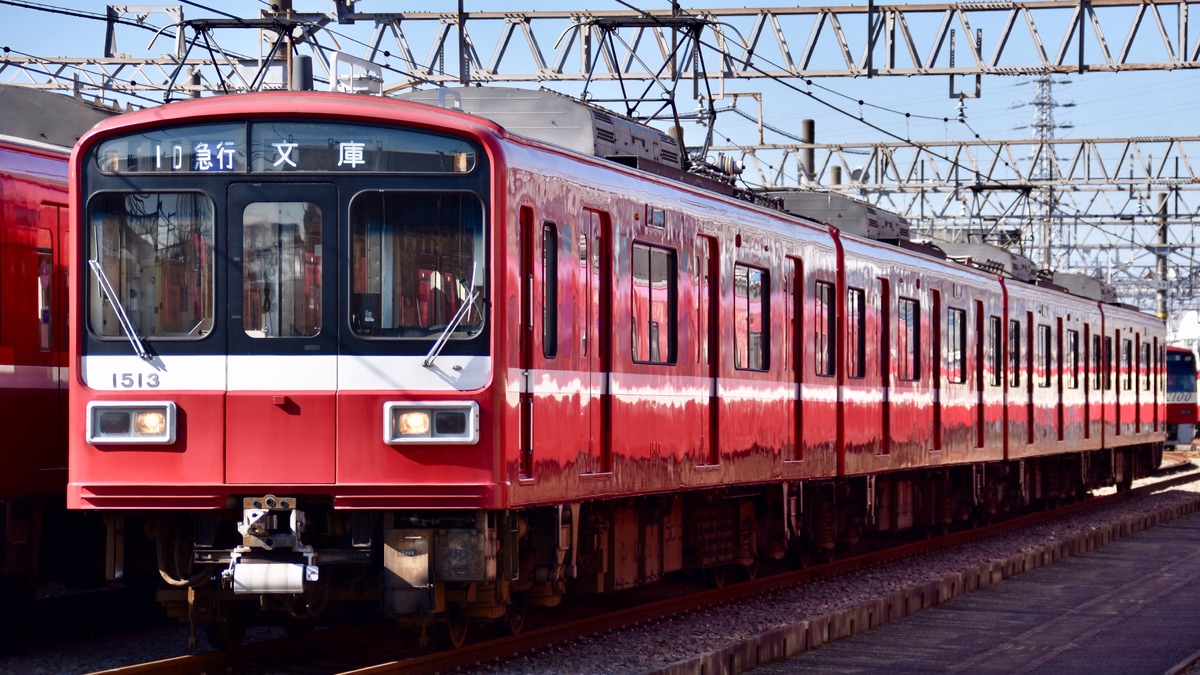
[0,85,112,599]
[67,86,1165,647]
[1166,345,1197,446]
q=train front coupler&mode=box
[221,495,319,594]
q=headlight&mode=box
[384,401,479,445]
[87,402,177,445]
[396,411,430,436]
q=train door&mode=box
[931,289,942,451]
[41,205,66,466]
[519,213,565,475]
[1112,330,1121,435]
[36,206,67,485]
[1085,324,1094,440]
[519,209,534,478]
[225,183,339,484]
[582,209,612,473]
[1134,334,1142,433]
[787,257,802,462]
[697,235,719,464]
[879,277,892,456]
[974,301,985,448]
[1056,317,1065,441]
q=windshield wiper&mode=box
[88,259,152,361]
[424,263,480,368]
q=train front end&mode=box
[68,93,506,642]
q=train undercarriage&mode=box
[144,444,1162,649]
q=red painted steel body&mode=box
[64,89,1165,643]
[1165,346,1197,445]
[0,85,113,596]
[0,137,69,502]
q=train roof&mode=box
[763,189,911,243]
[934,241,1037,282]
[0,85,113,149]
[396,86,781,205]
[398,87,684,172]
[1051,271,1118,304]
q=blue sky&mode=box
[2,0,1195,171]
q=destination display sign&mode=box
[94,120,476,175]
[95,123,246,174]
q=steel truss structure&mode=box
[719,135,1200,313]
[2,2,1198,318]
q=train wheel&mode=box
[787,540,812,569]
[204,618,246,651]
[706,565,727,589]
[816,547,836,565]
[281,617,314,638]
[437,607,469,649]
[737,558,759,582]
[504,600,527,636]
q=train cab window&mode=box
[542,223,559,358]
[898,297,920,381]
[1122,339,1134,391]
[86,192,215,339]
[815,281,835,377]
[847,287,866,378]
[631,242,676,364]
[734,263,769,371]
[348,191,484,339]
[1009,319,1022,387]
[242,202,322,338]
[1067,329,1080,389]
[946,307,966,384]
[988,316,1002,386]
[1036,325,1052,388]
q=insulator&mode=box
[713,153,743,176]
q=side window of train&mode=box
[631,242,676,365]
[898,297,920,381]
[543,223,558,358]
[1092,334,1103,391]
[946,307,966,384]
[1036,325,1052,388]
[1067,329,1080,389]
[1122,338,1133,391]
[1104,336,1114,391]
[733,263,769,371]
[37,227,53,351]
[814,281,835,376]
[846,287,865,379]
[988,316,1002,386]
[1008,319,1022,387]
[1142,342,1152,390]
[898,297,920,380]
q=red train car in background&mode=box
[0,85,111,598]
[1166,346,1197,446]
[67,86,1165,648]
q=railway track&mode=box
[87,458,1200,675]
[0,583,164,656]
